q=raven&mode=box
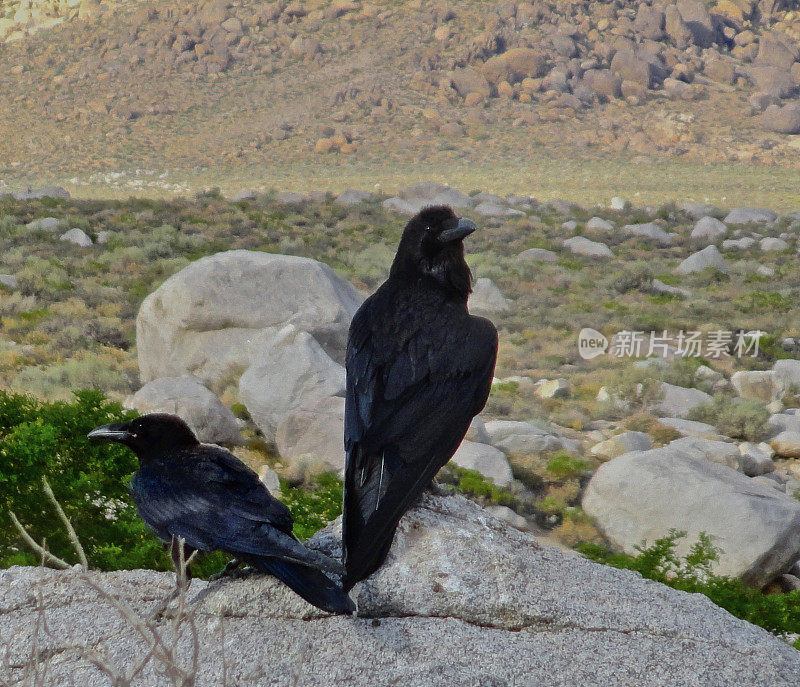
[88,413,354,615]
[342,205,498,590]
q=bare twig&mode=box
[11,485,202,686]
[41,476,88,570]
[8,511,70,570]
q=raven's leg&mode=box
[150,536,195,621]
[209,558,243,582]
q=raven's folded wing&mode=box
[342,291,497,587]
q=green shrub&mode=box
[545,452,587,479]
[688,394,769,441]
[279,473,344,541]
[439,466,514,507]
[0,390,167,570]
[578,531,800,647]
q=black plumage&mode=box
[88,414,354,615]
[342,206,498,590]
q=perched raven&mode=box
[88,414,354,615]
[342,206,498,590]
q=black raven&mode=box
[88,413,354,615]
[342,205,498,590]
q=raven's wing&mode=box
[129,445,339,574]
[342,288,497,588]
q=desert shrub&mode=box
[0,390,164,570]
[687,395,769,441]
[10,353,133,401]
[279,472,344,541]
[607,262,652,294]
[578,531,800,646]
[438,466,515,507]
[623,412,680,444]
[545,452,587,479]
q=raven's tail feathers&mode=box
[252,557,355,615]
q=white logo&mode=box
[578,328,608,360]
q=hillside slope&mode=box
[2,0,800,201]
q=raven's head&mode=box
[88,413,199,460]
[390,205,477,300]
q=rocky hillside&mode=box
[3,0,800,197]
[3,494,800,685]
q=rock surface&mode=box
[125,375,242,444]
[450,440,514,487]
[583,447,800,587]
[468,277,510,314]
[239,325,346,440]
[275,395,346,474]
[136,250,361,391]
[3,495,800,685]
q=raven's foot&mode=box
[209,558,243,582]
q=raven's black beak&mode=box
[438,218,477,243]
[88,422,132,443]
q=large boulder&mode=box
[484,419,572,454]
[449,440,514,486]
[691,216,727,242]
[125,375,242,444]
[6,495,800,684]
[773,359,800,388]
[562,236,613,258]
[623,222,673,245]
[239,326,346,440]
[655,382,712,418]
[136,251,362,392]
[761,103,800,135]
[675,245,726,274]
[583,447,800,587]
[275,395,346,474]
[731,370,784,402]
[468,278,510,314]
[667,436,741,470]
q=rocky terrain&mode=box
[3,0,800,201]
[3,494,800,686]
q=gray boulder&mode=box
[691,216,727,241]
[667,436,741,470]
[761,103,800,135]
[760,237,789,251]
[7,495,800,685]
[59,228,92,247]
[722,237,756,250]
[590,431,652,462]
[397,182,473,211]
[651,279,691,298]
[136,250,361,391]
[275,395,346,474]
[583,447,800,587]
[655,383,711,418]
[586,216,614,231]
[739,442,776,477]
[771,430,800,459]
[624,222,673,245]
[0,274,18,290]
[335,189,372,206]
[25,217,60,232]
[473,202,524,218]
[239,326,346,440]
[659,417,724,440]
[125,375,242,444]
[450,440,514,487]
[516,247,558,262]
[484,419,569,454]
[731,370,784,402]
[562,236,613,258]
[382,196,419,214]
[675,245,726,274]
[724,208,778,225]
[774,359,800,388]
[468,278,510,314]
